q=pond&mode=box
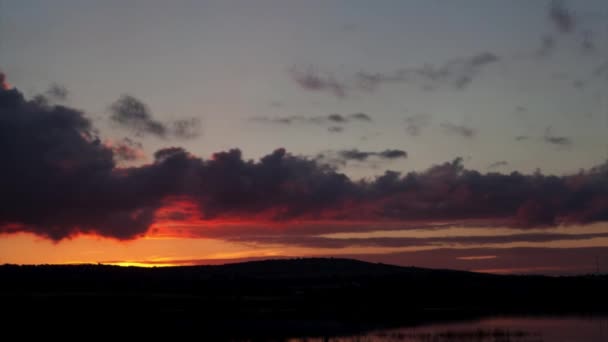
[281,316,608,342]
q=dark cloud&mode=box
[346,247,608,275]
[109,246,608,275]
[571,80,585,89]
[338,149,407,162]
[0,71,10,90]
[314,149,407,168]
[292,53,499,97]
[171,118,201,139]
[515,135,529,141]
[289,66,347,98]
[226,231,608,249]
[328,126,344,133]
[45,83,68,101]
[109,138,144,163]
[548,0,575,34]
[488,161,509,169]
[515,106,528,113]
[2,85,608,241]
[109,95,168,137]
[378,149,408,159]
[440,123,476,138]
[251,113,372,127]
[327,113,347,123]
[538,35,556,57]
[0,87,157,240]
[581,29,595,53]
[593,60,608,78]
[349,112,372,122]
[544,126,572,146]
[355,52,500,91]
[404,114,431,136]
[109,95,201,139]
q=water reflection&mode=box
[283,316,608,342]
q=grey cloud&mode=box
[292,52,499,97]
[548,0,575,34]
[289,66,347,98]
[46,83,68,101]
[172,118,201,139]
[538,35,556,57]
[251,113,372,127]
[544,127,572,146]
[355,52,500,92]
[441,123,476,138]
[315,148,408,167]
[109,95,200,139]
[405,114,431,136]
[110,95,168,137]
[581,29,595,53]
[488,161,509,169]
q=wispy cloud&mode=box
[315,148,408,166]
[251,113,372,126]
[45,83,68,101]
[440,123,476,138]
[289,66,348,98]
[548,0,575,34]
[109,95,200,139]
[543,126,572,146]
[290,52,500,97]
[488,161,509,169]
[405,114,432,136]
[355,52,500,92]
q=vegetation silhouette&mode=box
[1,258,606,338]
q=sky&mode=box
[1,0,608,274]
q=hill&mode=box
[1,258,606,337]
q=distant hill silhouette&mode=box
[1,258,606,338]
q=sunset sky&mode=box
[1,0,608,274]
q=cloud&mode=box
[404,114,431,136]
[349,112,372,122]
[109,95,200,139]
[314,149,408,167]
[0,87,156,240]
[543,126,572,146]
[328,126,344,133]
[537,35,556,57]
[225,231,608,249]
[0,71,10,90]
[109,95,168,137]
[593,60,608,78]
[291,53,499,97]
[337,149,407,162]
[45,83,68,101]
[515,135,529,141]
[3,85,608,241]
[172,118,201,139]
[440,123,476,138]
[355,52,500,92]
[515,106,528,113]
[548,0,575,34]
[289,66,347,98]
[488,161,509,169]
[580,29,595,53]
[106,138,144,163]
[251,113,372,127]
[345,246,608,275]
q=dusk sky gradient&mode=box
[1,0,608,274]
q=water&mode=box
[282,316,608,342]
